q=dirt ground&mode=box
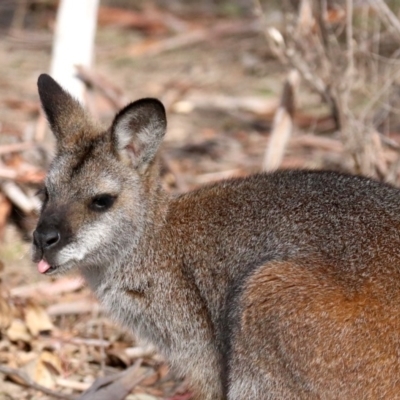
[0,2,347,399]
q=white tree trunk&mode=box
[50,0,99,102]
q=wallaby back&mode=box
[33,74,400,399]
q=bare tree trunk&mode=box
[50,0,99,102]
[37,0,99,148]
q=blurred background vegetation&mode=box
[1,1,400,399]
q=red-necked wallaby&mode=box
[32,74,400,399]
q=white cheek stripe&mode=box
[57,218,114,265]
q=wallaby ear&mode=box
[37,74,89,142]
[111,98,166,169]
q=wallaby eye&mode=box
[90,194,116,212]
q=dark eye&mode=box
[90,194,116,211]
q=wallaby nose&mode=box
[33,229,60,250]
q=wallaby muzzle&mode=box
[32,205,72,273]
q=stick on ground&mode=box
[0,364,74,400]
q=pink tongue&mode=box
[38,260,51,274]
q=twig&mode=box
[346,0,354,72]
[62,337,110,347]
[0,165,45,183]
[371,0,400,40]
[125,344,157,359]
[0,142,36,155]
[1,181,40,213]
[289,134,343,153]
[76,358,150,400]
[360,67,400,123]
[386,153,400,184]
[194,169,243,184]
[128,19,260,58]
[174,92,278,115]
[98,321,106,378]
[56,377,91,392]
[297,0,314,36]
[0,167,18,180]
[8,0,28,34]
[47,300,100,316]
[0,364,75,400]
[378,133,400,151]
[343,0,354,110]
[10,277,84,298]
[42,336,110,349]
[371,130,388,178]
[263,70,299,171]
[265,26,341,130]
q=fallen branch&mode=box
[97,5,178,33]
[43,335,110,348]
[128,19,260,57]
[194,169,244,185]
[263,70,299,171]
[0,142,37,155]
[56,377,91,392]
[47,299,100,316]
[2,98,39,114]
[1,181,40,213]
[0,167,17,180]
[289,135,343,153]
[0,364,74,400]
[378,133,400,151]
[372,0,400,40]
[77,359,152,400]
[125,344,157,359]
[173,93,278,116]
[10,277,84,298]
[0,165,45,183]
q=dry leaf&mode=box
[22,351,62,389]
[24,302,54,336]
[0,296,13,331]
[6,319,31,342]
[39,350,63,375]
[107,347,131,368]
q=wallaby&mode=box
[33,74,400,400]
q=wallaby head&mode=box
[32,74,167,276]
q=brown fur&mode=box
[33,74,400,399]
